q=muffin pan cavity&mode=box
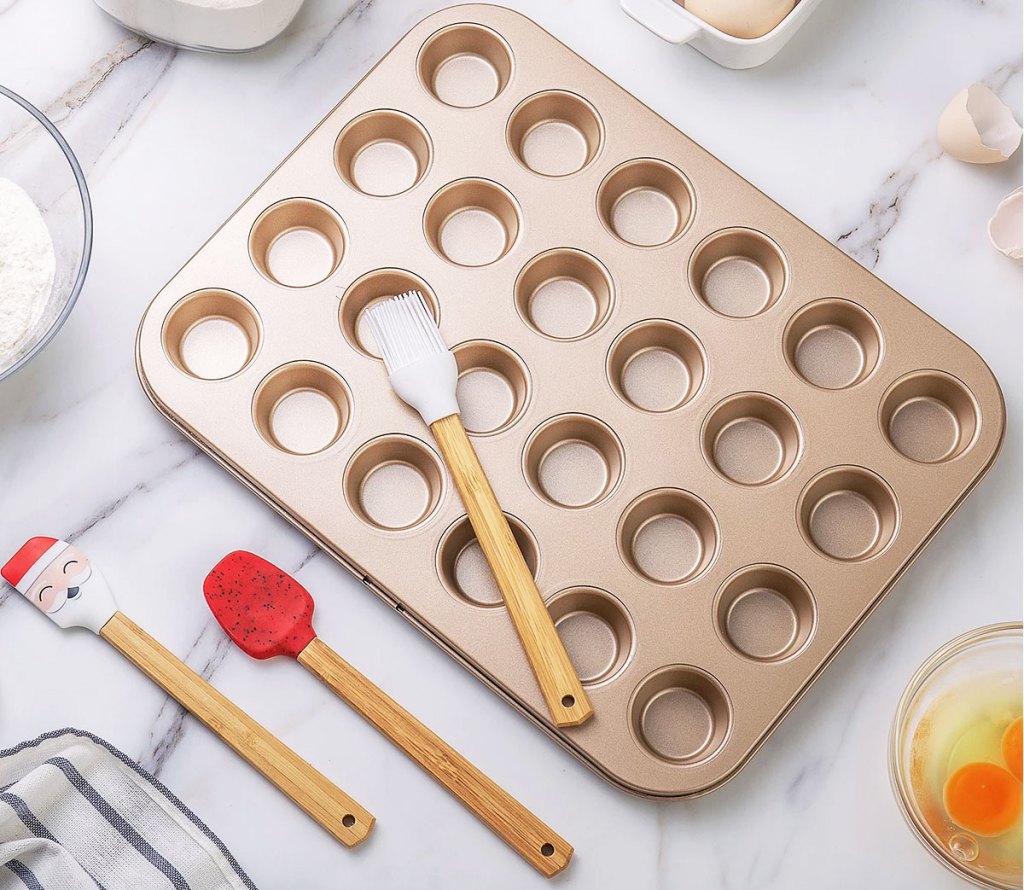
[418,24,512,108]
[799,467,899,562]
[784,299,881,390]
[438,513,538,608]
[253,362,351,455]
[619,489,719,585]
[137,6,1005,800]
[597,159,694,247]
[630,667,731,765]
[249,198,345,287]
[425,178,521,267]
[546,587,633,686]
[515,249,613,341]
[162,289,260,380]
[879,371,978,464]
[507,91,603,177]
[344,435,445,531]
[523,414,623,509]
[716,565,815,662]
[690,228,787,318]
[340,269,439,359]
[335,110,431,197]
[607,320,705,413]
[702,393,801,486]
[454,340,530,435]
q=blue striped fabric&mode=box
[0,729,256,890]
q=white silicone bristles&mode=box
[368,291,446,374]
[367,291,460,426]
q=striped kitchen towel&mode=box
[0,728,256,889]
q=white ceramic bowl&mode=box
[621,0,826,69]
[94,0,306,52]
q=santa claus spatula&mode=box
[204,551,573,878]
[2,537,373,848]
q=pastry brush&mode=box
[367,291,592,728]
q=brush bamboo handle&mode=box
[99,612,373,848]
[430,414,592,728]
[297,637,572,876]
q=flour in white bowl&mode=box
[94,0,306,51]
[0,178,56,363]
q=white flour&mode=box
[0,178,55,362]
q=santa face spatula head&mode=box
[2,537,117,633]
[204,551,317,660]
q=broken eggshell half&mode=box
[988,187,1023,261]
[938,83,1022,165]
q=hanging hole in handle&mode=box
[561,695,576,708]
[541,842,555,857]
[342,814,356,828]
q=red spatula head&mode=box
[204,551,316,660]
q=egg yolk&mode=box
[1002,717,1023,782]
[943,762,1022,837]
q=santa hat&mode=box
[2,537,70,594]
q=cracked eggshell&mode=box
[683,0,797,39]
[938,84,1022,164]
[988,188,1022,261]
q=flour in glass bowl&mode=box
[0,178,55,363]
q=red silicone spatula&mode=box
[204,551,573,878]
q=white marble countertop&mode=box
[0,1,1021,887]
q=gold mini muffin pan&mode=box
[136,4,1005,798]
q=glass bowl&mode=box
[0,85,92,382]
[891,623,1023,889]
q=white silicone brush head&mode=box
[367,290,460,425]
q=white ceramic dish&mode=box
[94,0,306,52]
[621,0,826,69]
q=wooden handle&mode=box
[430,414,592,728]
[298,637,572,877]
[99,612,373,848]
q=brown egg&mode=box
[684,0,797,39]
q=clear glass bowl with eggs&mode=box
[891,623,1023,889]
[0,85,92,383]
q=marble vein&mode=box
[288,0,379,75]
[138,619,235,777]
[137,542,322,776]
[45,37,160,122]
[835,141,940,269]
[65,446,200,542]
[45,35,177,179]
[291,544,323,576]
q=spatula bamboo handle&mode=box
[297,636,572,876]
[430,414,592,728]
[99,612,373,848]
